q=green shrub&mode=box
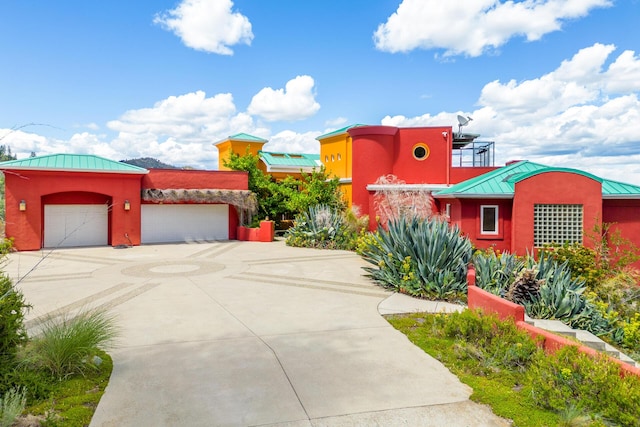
[2,366,54,403]
[355,230,379,255]
[441,309,539,373]
[528,345,640,427]
[360,216,472,302]
[285,204,362,250]
[538,243,605,292]
[24,309,118,380]
[0,387,26,427]
[0,271,30,379]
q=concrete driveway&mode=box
[7,240,509,427]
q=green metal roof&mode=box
[434,161,640,198]
[316,124,367,140]
[602,178,640,198]
[227,133,268,143]
[258,151,320,168]
[0,154,148,174]
[435,161,546,198]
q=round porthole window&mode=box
[413,143,430,160]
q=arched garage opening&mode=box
[41,192,113,248]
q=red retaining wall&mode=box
[467,285,525,322]
[466,277,640,378]
[237,221,274,242]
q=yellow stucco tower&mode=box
[214,133,268,171]
[317,125,363,208]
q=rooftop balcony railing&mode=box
[452,140,495,167]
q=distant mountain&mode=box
[120,157,179,169]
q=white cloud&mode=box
[374,0,611,57]
[154,0,253,55]
[2,80,322,170]
[105,91,262,168]
[324,117,348,128]
[262,130,321,154]
[378,43,640,185]
[247,75,321,122]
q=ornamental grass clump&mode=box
[360,216,472,302]
[24,309,118,380]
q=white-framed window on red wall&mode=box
[480,205,499,235]
[533,204,583,247]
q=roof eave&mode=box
[265,166,319,174]
[366,183,450,192]
[434,193,514,199]
[0,166,148,174]
[602,194,640,199]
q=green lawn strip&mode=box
[386,313,561,427]
[22,350,113,427]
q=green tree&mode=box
[0,145,17,223]
[281,168,344,214]
[223,151,345,226]
[0,146,16,162]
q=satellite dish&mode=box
[457,115,473,136]
[457,115,472,126]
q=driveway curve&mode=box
[8,240,510,427]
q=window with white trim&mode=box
[533,204,583,247]
[480,205,498,234]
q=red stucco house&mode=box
[0,154,254,250]
[345,125,640,257]
[3,125,640,257]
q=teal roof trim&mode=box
[228,133,268,143]
[316,124,367,140]
[435,161,640,199]
[505,167,603,184]
[259,151,320,168]
[0,154,148,174]
[435,161,547,197]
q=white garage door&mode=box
[44,204,109,248]
[141,204,229,244]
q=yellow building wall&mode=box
[216,140,266,170]
[319,134,351,179]
[339,182,352,208]
[319,132,353,207]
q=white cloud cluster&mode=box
[1,76,320,170]
[154,0,253,55]
[374,0,611,57]
[381,43,640,184]
[248,75,321,122]
[262,130,321,154]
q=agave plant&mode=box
[472,249,524,297]
[520,252,613,334]
[360,216,472,302]
[285,204,356,250]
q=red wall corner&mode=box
[467,285,525,322]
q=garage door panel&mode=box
[44,204,109,248]
[141,204,229,244]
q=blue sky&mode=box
[2,0,640,184]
